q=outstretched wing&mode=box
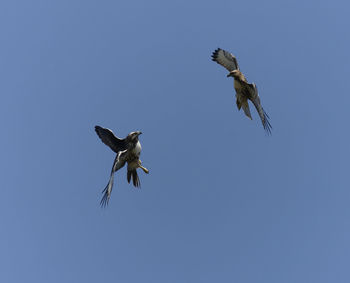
[95,125,127,153]
[248,83,272,134]
[100,150,127,207]
[211,48,240,72]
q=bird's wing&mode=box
[248,83,272,134]
[100,150,127,207]
[95,125,127,153]
[212,48,240,72]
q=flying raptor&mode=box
[95,125,149,207]
[211,48,272,134]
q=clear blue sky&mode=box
[1,0,349,282]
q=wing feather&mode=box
[211,48,239,72]
[100,151,127,207]
[95,125,127,153]
[248,84,272,134]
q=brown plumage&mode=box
[212,48,272,134]
[95,126,149,207]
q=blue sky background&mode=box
[1,0,350,282]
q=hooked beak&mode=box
[227,73,232,78]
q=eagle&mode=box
[211,48,272,134]
[95,125,149,207]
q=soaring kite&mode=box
[212,48,272,134]
[95,125,149,207]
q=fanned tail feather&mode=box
[132,170,140,187]
[241,101,252,120]
[127,169,141,188]
[127,169,140,188]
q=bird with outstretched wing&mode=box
[211,48,272,134]
[95,126,149,207]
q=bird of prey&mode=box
[211,48,272,134]
[95,125,149,207]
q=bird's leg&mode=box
[140,166,149,174]
[137,160,149,174]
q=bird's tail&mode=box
[236,97,252,120]
[100,173,115,207]
[241,101,252,120]
[127,169,140,188]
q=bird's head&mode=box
[227,70,240,78]
[128,131,142,141]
